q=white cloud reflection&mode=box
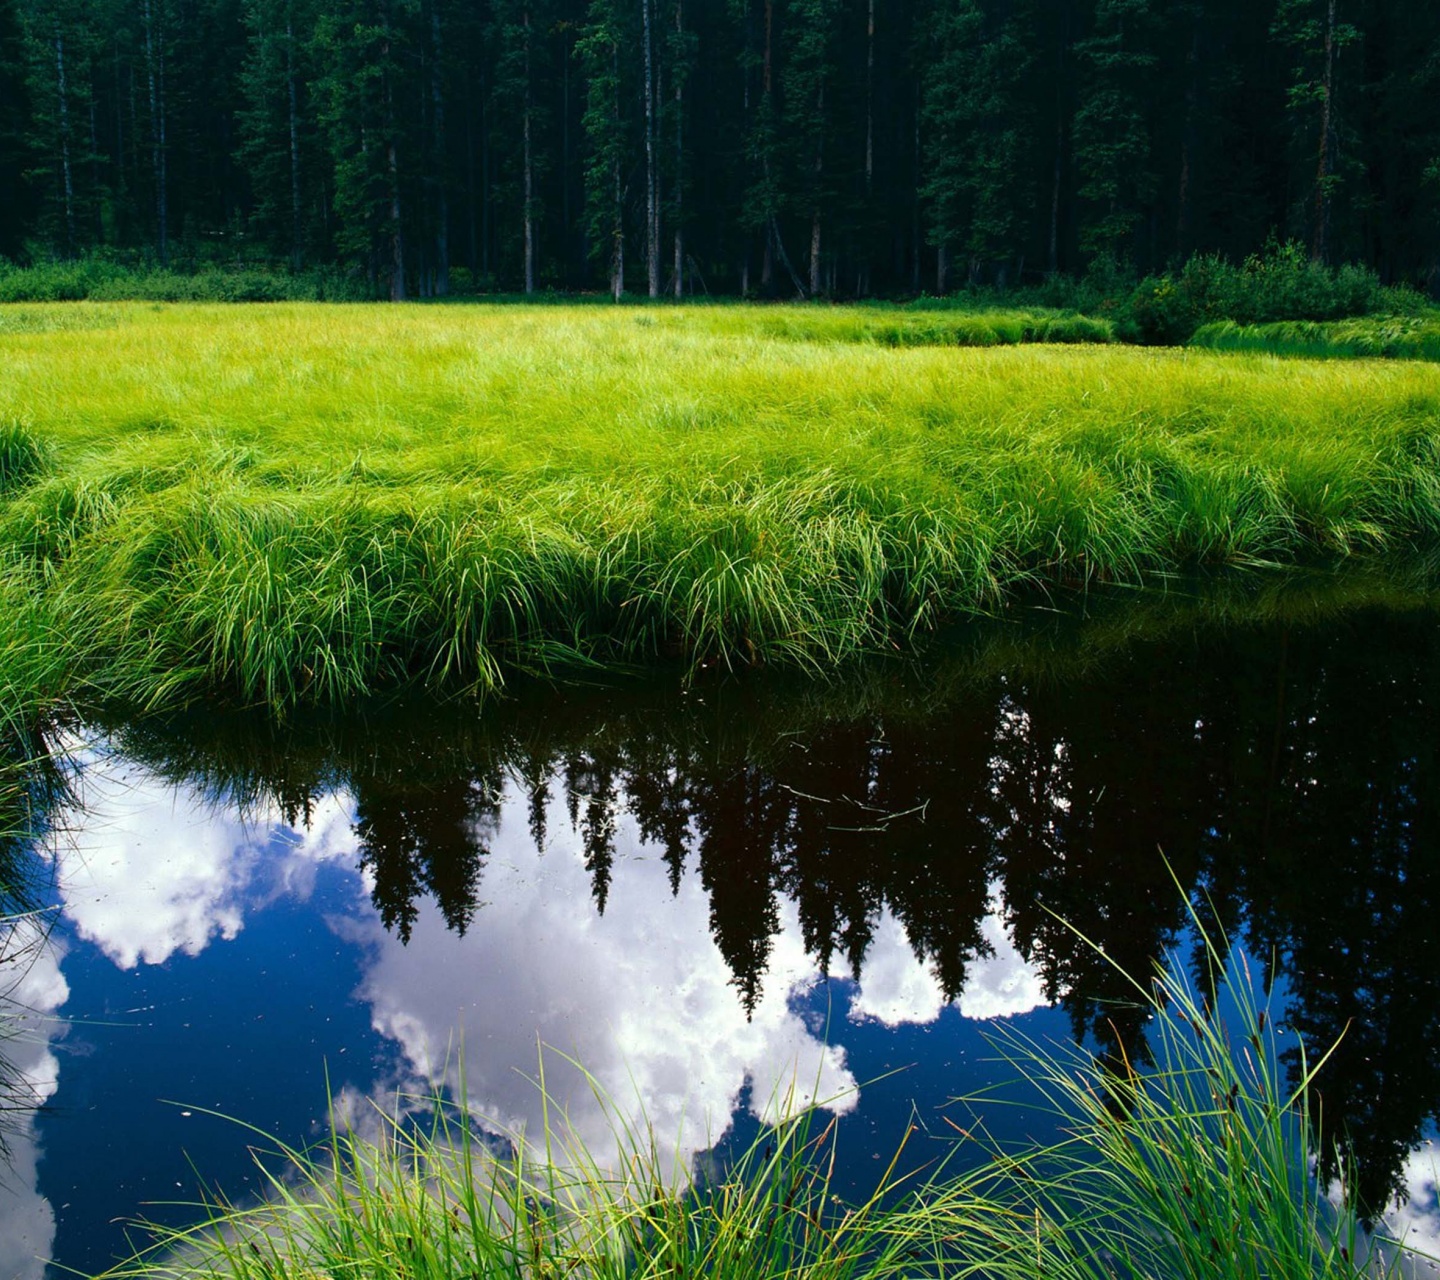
[29,741,1053,1249]
[340,793,857,1178]
[847,889,1047,1027]
[0,920,69,1280]
[1385,1140,1440,1275]
[48,751,353,969]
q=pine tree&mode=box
[1273,0,1361,263]
[1072,0,1160,266]
[0,0,34,258]
[578,0,629,298]
[921,0,1035,288]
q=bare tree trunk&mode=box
[612,153,624,299]
[672,0,683,298]
[772,217,806,297]
[759,0,775,294]
[523,6,535,294]
[561,31,571,284]
[143,0,167,265]
[89,96,102,241]
[809,213,820,296]
[386,120,405,297]
[383,12,405,300]
[286,15,303,270]
[911,81,920,291]
[465,77,478,275]
[809,80,824,296]
[54,30,76,257]
[642,0,659,297]
[611,43,624,300]
[1048,21,1066,273]
[1176,18,1199,258]
[1311,0,1337,263]
[859,0,873,295]
[864,0,874,194]
[481,65,490,282]
[157,31,167,262]
[430,3,449,294]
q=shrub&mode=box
[1118,244,1392,345]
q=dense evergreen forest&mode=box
[0,0,1437,299]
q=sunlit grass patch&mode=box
[1,303,1438,711]
[1192,316,1440,362]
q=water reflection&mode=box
[0,916,67,1280]
[4,575,1440,1269]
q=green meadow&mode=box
[1192,314,1440,362]
[2,300,1440,716]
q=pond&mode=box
[2,572,1439,1277]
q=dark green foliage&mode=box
[921,0,1035,284]
[0,254,369,300]
[1,0,1438,294]
[1120,242,1386,344]
[0,0,35,261]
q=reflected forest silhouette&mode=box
[32,583,1440,1219]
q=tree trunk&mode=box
[672,0,683,299]
[1176,17,1199,258]
[864,0,874,194]
[642,0,659,298]
[809,80,823,297]
[286,15,303,271]
[430,2,449,294]
[143,0,167,266]
[911,81,920,291]
[480,65,490,282]
[561,30,571,285]
[465,77,478,275]
[383,16,405,300]
[389,133,405,300]
[54,30,75,257]
[611,42,624,300]
[859,0,873,295]
[1048,3,1070,275]
[1311,0,1337,263]
[523,6,535,294]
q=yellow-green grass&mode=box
[1192,315,1440,362]
[2,301,1439,711]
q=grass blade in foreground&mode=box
[941,912,1429,1280]
[103,905,1435,1280]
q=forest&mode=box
[1,0,1437,300]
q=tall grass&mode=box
[106,909,1426,1280]
[943,911,1392,1280]
[1192,316,1440,362]
[3,302,1440,710]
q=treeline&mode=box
[1,0,1438,299]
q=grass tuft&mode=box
[103,903,1432,1280]
[1191,316,1440,362]
[2,303,1440,712]
[0,420,48,496]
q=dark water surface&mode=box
[3,576,1440,1276]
